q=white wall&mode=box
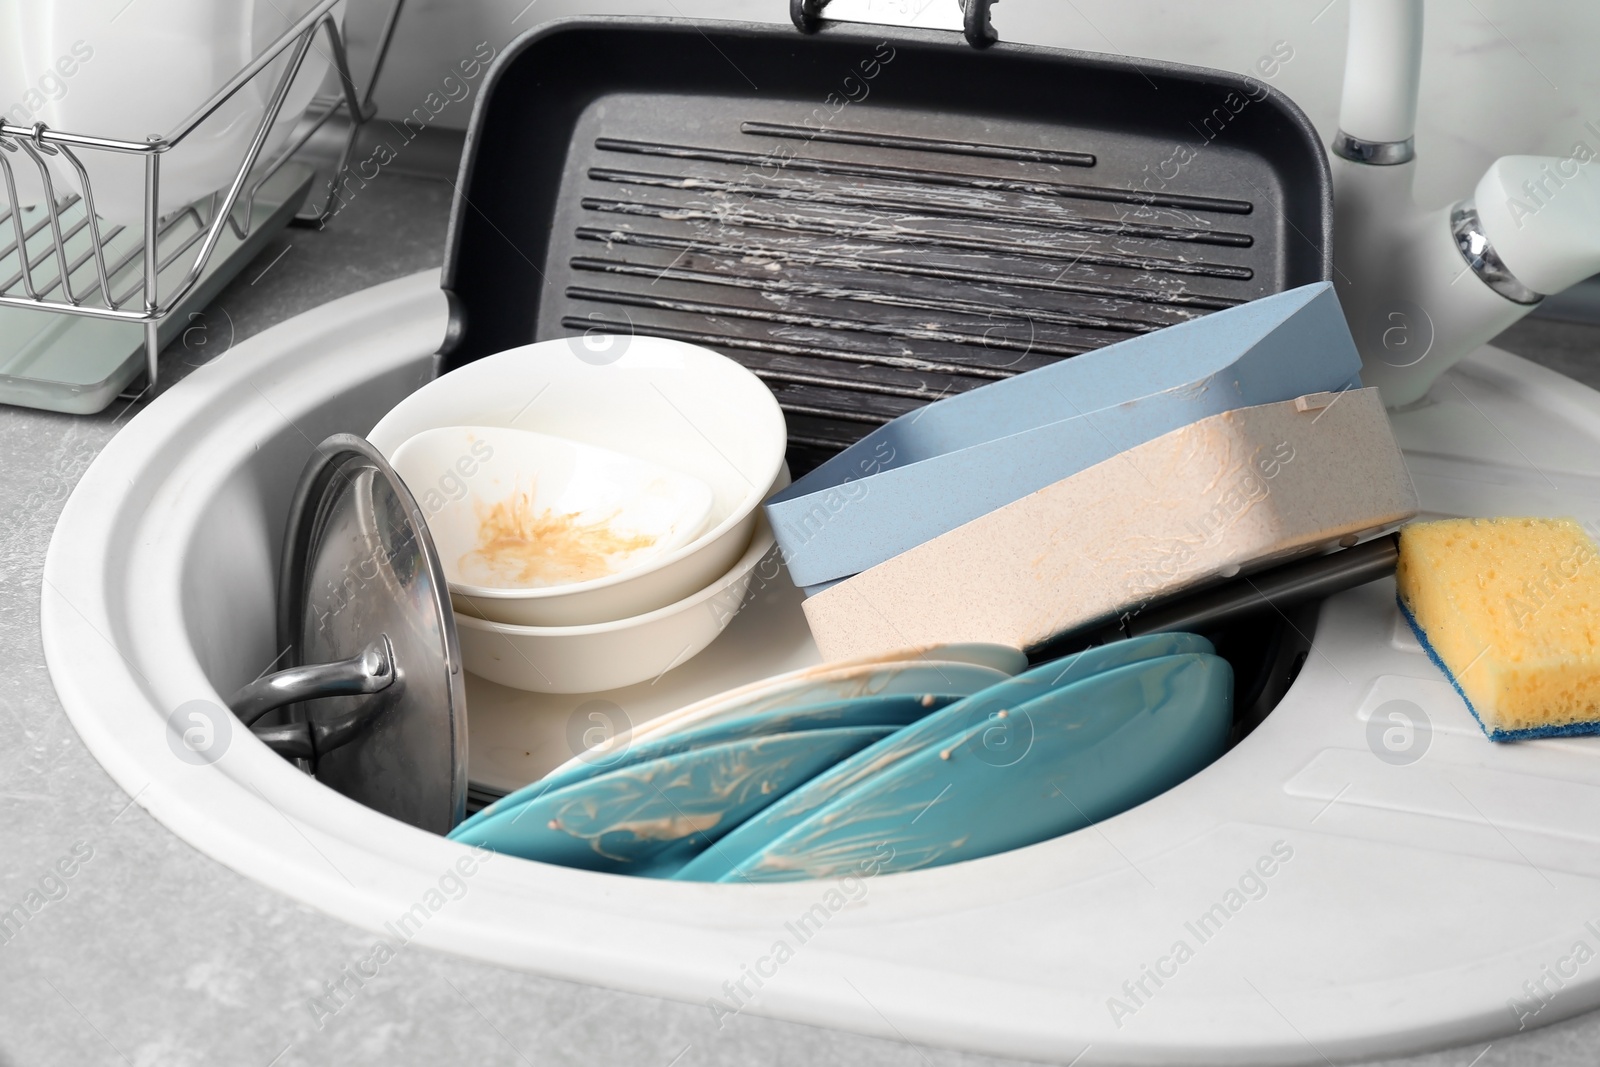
[363,0,1600,208]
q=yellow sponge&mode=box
[1396,517,1600,740]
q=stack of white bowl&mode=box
[368,337,789,694]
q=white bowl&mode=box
[369,337,788,626]
[390,424,714,595]
[456,513,779,694]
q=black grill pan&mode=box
[440,10,1331,474]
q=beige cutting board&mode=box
[802,388,1419,660]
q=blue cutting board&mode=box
[766,282,1362,589]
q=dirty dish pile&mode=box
[370,336,788,692]
[449,635,1233,880]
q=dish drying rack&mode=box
[0,0,404,413]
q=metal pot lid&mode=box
[274,433,467,833]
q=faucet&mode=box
[1333,0,1600,407]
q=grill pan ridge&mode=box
[441,16,1332,473]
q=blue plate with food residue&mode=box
[673,631,1214,883]
[447,726,895,874]
[460,691,963,834]
[713,652,1233,883]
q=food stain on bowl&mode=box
[388,424,721,613]
[459,488,661,588]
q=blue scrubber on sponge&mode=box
[1396,517,1600,741]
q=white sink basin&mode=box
[43,270,1600,1065]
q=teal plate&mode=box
[447,726,894,874]
[464,694,960,831]
[455,692,960,834]
[720,652,1233,882]
[674,632,1212,883]
[625,658,1017,747]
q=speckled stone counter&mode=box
[3,170,1600,1067]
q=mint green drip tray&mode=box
[0,163,313,415]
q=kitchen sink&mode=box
[42,269,1600,1065]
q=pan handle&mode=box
[230,636,396,726]
[790,0,997,49]
[229,636,399,765]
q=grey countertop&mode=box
[4,170,1600,1067]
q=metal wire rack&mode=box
[0,0,405,391]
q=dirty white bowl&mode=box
[455,512,779,694]
[390,424,714,598]
[369,336,788,626]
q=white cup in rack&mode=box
[4,0,340,226]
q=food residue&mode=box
[459,490,658,588]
